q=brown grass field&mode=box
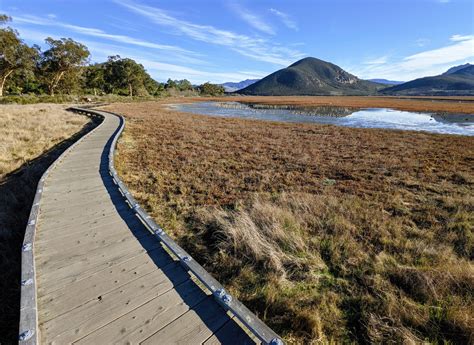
[0,104,93,342]
[103,97,474,344]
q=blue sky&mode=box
[1,0,473,83]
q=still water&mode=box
[170,102,474,136]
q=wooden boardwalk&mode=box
[31,110,258,344]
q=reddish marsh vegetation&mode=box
[104,99,473,344]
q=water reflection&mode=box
[170,102,474,136]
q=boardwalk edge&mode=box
[19,109,105,344]
[70,107,284,345]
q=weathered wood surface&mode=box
[33,111,255,344]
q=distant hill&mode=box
[381,65,474,96]
[367,78,404,85]
[443,63,473,75]
[238,57,383,96]
[221,79,259,92]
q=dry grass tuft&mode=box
[103,99,474,344]
[190,193,473,343]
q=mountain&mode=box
[381,65,474,96]
[367,78,404,85]
[237,57,383,96]
[443,63,473,75]
[221,79,259,92]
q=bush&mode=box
[199,82,225,96]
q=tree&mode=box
[176,79,193,91]
[143,74,163,96]
[104,56,152,96]
[164,78,177,90]
[199,82,225,96]
[39,37,89,96]
[0,15,39,96]
[84,63,105,95]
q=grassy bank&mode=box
[103,99,473,344]
[0,104,93,343]
[0,94,163,105]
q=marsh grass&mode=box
[0,104,93,343]
[104,99,473,344]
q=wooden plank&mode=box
[39,189,111,206]
[36,222,149,259]
[36,211,139,236]
[39,249,175,322]
[43,179,105,192]
[74,279,208,344]
[37,235,161,293]
[38,200,130,220]
[40,263,190,343]
[35,216,147,246]
[45,172,101,185]
[37,206,132,230]
[40,195,129,213]
[141,297,230,345]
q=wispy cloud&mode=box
[402,34,473,68]
[13,15,197,56]
[16,26,266,84]
[364,56,389,65]
[230,3,274,35]
[352,34,474,80]
[269,8,298,31]
[82,40,267,83]
[450,34,472,41]
[415,38,430,47]
[113,0,304,66]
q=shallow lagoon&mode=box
[171,101,474,136]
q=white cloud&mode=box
[450,34,473,42]
[364,56,389,65]
[402,34,473,67]
[113,0,304,66]
[269,8,298,31]
[352,34,474,80]
[230,3,274,35]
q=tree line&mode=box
[0,15,225,98]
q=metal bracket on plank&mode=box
[19,329,34,342]
[21,278,33,286]
[22,243,32,252]
[215,288,232,304]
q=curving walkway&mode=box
[33,110,256,344]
